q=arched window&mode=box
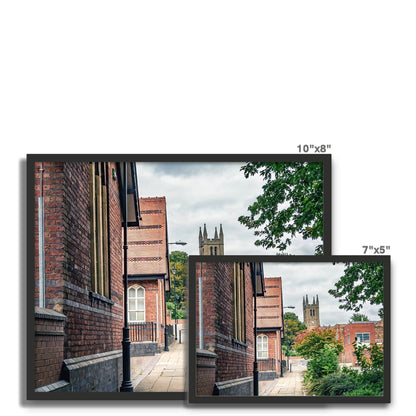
[257,334,268,359]
[128,285,145,322]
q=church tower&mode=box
[199,224,224,255]
[303,294,320,329]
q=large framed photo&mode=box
[27,154,331,400]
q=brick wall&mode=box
[34,308,66,388]
[256,329,281,375]
[375,319,384,345]
[196,349,217,396]
[342,322,376,365]
[128,279,166,345]
[33,161,125,390]
[34,162,66,312]
[196,262,255,394]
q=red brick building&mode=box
[338,321,379,365]
[256,277,284,379]
[32,161,140,392]
[127,197,171,352]
[195,261,265,396]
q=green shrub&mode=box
[306,344,339,381]
[305,373,357,396]
[320,373,357,396]
[340,344,384,396]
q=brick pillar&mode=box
[34,307,66,388]
[196,349,217,396]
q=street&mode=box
[259,359,307,396]
[132,341,186,393]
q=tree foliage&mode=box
[294,327,343,359]
[349,313,369,323]
[328,262,384,318]
[167,251,188,318]
[306,344,340,380]
[238,161,324,254]
[342,343,384,396]
[283,312,307,355]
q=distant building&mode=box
[303,294,320,329]
[375,319,384,345]
[333,323,346,344]
[256,277,284,380]
[340,321,379,365]
[199,224,224,255]
[195,261,265,396]
[126,197,172,354]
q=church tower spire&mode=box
[303,294,320,329]
[199,224,224,255]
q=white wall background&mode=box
[2,1,415,414]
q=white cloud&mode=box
[264,262,382,326]
[136,161,322,256]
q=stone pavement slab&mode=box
[259,360,307,396]
[133,341,186,393]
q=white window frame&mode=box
[257,334,268,359]
[128,285,145,323]
[355,332,370,346]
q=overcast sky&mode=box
[263,262,382,326]
[136,161,321,256]
[136,162,381,327]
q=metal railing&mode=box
[258,358,277,372]
[166,324,174,338]
[129,322,156,342]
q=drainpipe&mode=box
[120,162,133,392]
[199,262,203,349]
[38,162,45,308]
[253,262,259,396]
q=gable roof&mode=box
[257,277,283,329]
[127,197,169,277]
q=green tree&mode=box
[167,251,188,319]
[283,312,307,355]
[294,327,343,359]
[342,342,384,396]
[306,343,340,380]
[238,162,324,254]
[305,342,384,396]
[349,313,369,323]
[328,262,384,318]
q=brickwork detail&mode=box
[196,349,217,396]
[34,307,66,388]
[33,162,125,390]
[196,262,255,395]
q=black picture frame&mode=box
[188,254,390,404]
[26,153,331,401]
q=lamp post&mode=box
[253,262,259,396]
[281,305,295,377]
[120,162,133,392]
[171,265,178,340]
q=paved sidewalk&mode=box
[259,360,307,396]
[133,341,186,393]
